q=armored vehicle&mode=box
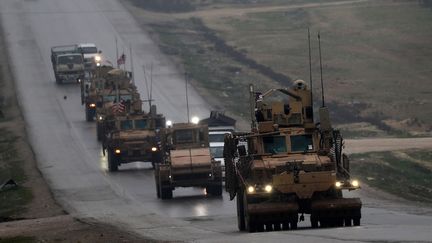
[50,45,84,84]
[155,122,223,199]
[102,104,166,172]
[223,81,361,232]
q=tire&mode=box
[85,107,94,122]
[243,191,255,233]
[311,215,319,228]
[353,217,360,226]
[236,190,245,231]
[55,76,62,84]
[96,123,103,141]
[107,150,118,172]
[160,187,173,200]
[207,184,222,196]
[154,166,161,198]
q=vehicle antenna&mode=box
[308,28,314,120]
[143,65,151,110]
[185,72,190,123]
[129,44,135,85]
[149,63,153,108]
[318,31,325,108]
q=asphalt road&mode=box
[1,0,431,242]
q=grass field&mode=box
[351,150,432,204]
[127,1,432,136]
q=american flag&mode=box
[117,53,126,66]
[112,102,126,114]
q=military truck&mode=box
[102,105,166,172]
[77,43,99,70]
[51,45,85,84]
[89,67,135,134]
[155,122,223,199]
[223,81,361,232]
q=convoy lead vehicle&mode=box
[155,122,223,199]
[224,81,361,232]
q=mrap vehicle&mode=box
[155,122,223,199]
[224,81,361,232]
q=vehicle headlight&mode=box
[114,149,121,154]
[191,116,200,124]
[94,55,101,62]
[264,184,273,193]
[151,147,157,152]
[89,103,96,108]
[247,186,255,194]
[335,181,342,188]
[99,116,103,121]
[351,180,359,187]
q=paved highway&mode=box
[1,0,431,242]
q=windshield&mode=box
[210,146,224,158]
[263,136,287,154]
[57,55,82,65]
[209,133,226,143]
[134,119,148,129]
[80,47,97,54]
[120,120,133,130]
[174,129,194,144]
[103,95,132,102]
[290,134,314,152]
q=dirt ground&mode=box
[0,22,149,243]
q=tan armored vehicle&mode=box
[155,122,223,199]
[102,105,166,172]
[90,68,137,140]
[224,81,361,232]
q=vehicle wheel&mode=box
[85,108,94,122]
[236,190,245,231]
[160,187,173,200]
[107,150,118,172]
[207,184,222,196]
[290,217,298,230]
[154,166,161,198]
[353,217,360,226]
[96,123,103,141]
[55,76,62,84]
[344,218,352,227]
[243,192,255,233]
[311,215,319,228]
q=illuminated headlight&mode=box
[247,186,255,194]
[151,147,157,152]
[94,55,101,62]
[89,103,96,108]
[99,116,103,121]
[166,120,172,127]
[114,149,121,154]
[208,173,212,177]
[191,116,200,124]
[264,185,273,193]
[96,62,101,67]
[335,181,342,188]
[351,180,360,187]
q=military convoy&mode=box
[52,41,362,232]
[155,122,223,199]
[223,81,361,232]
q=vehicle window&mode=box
[80,47,97,54]
[290,134,314,152]
[120,120,133,130]
[58,55,82,64]
[175,129,194,144]
[210,146,224,158]
[134,119,147,129]
[120,95,132,101]
[263,136,287,154]
[209,134,225,143]
[103,95,116,102]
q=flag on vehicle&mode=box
[117,53,126,66]
[112,101,125,114]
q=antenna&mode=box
[308,28,314,121]
[143,65,152,110]
[115,37,119,68]
[129,44,135,85]
[185,72,190,123]
[150,63,153,108]
[318,31,325,107]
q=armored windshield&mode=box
[134,119,148,129]
[57,55,82,64]
[120,120,133,130]
[103,95,132,102]
[263,136,287,154]
[290,134,314,152]
[174,129,194,144]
